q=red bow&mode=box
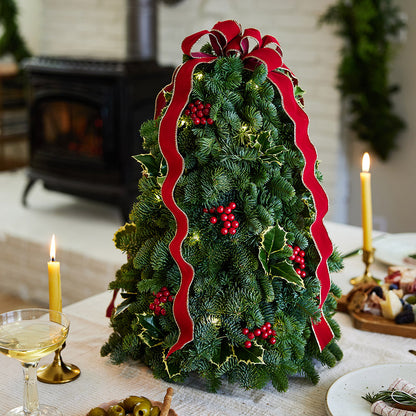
[155,20,334,358]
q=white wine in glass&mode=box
[0,308,69,416]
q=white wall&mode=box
[14,0,344,223]
[347,0,416,233]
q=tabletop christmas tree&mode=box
[102,20,343,392]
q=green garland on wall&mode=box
[320,0,406,161]
[0,0,31,62]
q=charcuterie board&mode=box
[338,294,416,338]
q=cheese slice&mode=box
[379,290,403,320]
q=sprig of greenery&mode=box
[363,389,416,406]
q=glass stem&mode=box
[22,362,39,414]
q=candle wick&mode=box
[51,256,55,262]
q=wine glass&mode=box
[0,308,69,416]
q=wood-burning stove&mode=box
[22,57,172,219]
[21,0,178,219]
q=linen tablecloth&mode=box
[1,222,415,415]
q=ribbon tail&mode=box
[311,313,334,352]
[268,71,334,350]
[158,56,216,358]
[106,288,119,318]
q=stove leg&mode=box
[22,177,37,206]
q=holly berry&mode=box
[242,328,249,335]
[220,214,228,222]
[228,214,235,221]
[149,287,174,314]
[229,228,237,235]
[231,220,239,229]
[244,341,252,349]
[269,337,276,345]
[203,208,208,213]
[228,202,236,209]
[221,228,228,235]
[217,206,224,213]
[247,332,255,340]
[224,207,232,214]
[210,216,217,224]
[254,328,261,337]
[184,100,213,126]
[223,221,231,229]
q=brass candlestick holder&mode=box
[349,248,379,286]
[37,342,80,384]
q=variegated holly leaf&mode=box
[162,350,182,379]
[259,224,304,287]
[270,261,304,287]
[133,154,160,176]
[137,313,163,347]
[232,343,265,365]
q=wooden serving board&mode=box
[338,295,416,338]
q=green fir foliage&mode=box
[102,52,344,391]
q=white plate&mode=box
[326,363,416,416]
[373,233,416,266]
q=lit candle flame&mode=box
[50,234,56,261]
[362,152,370,172]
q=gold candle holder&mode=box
[349,248,379,286]
[37,342,80,384]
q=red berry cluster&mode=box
[203,202,239,235]
[184,100,213,126]
[288,245,307,278]
[242,322,276,348]
[149,287,174,316]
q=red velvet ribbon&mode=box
[156,20,334,356]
